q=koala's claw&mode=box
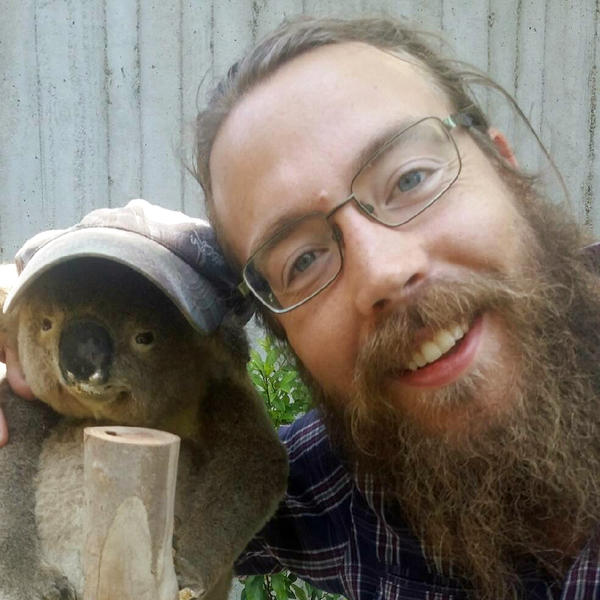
[179,587,203,599]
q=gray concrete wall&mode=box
[1,0,599,261]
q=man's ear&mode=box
[488,127,518,168]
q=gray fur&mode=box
[0,258,288,599]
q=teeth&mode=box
[406,322,468,372]
[421,341,442,363]
[413,351,427,368]
[451,323,464,340]
[436,330,456,352]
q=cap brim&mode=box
[3,228,225,334]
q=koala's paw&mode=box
[179,587,203,599]
[175,555,207,594]
[35,568,78,600]
[175,561,232,600]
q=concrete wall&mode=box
[1,0,599,261]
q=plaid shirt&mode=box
[235,410,600,599]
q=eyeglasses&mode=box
[239,113,472,313]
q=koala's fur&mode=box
[0,258,288,599]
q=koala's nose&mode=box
[59,319,113,385]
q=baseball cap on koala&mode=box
[3,199,253,333]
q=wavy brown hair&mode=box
[192,17,497,246]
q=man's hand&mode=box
[0,344,35,447]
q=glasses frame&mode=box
[239,112,471,314]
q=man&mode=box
[192,16,600,600]
[4,16,600,599]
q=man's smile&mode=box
[406,320,468,371]
[396,315,484,388]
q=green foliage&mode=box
[241,337,342,600]
[247,337,312,428]
[240,573,341,600]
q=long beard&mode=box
[303,192,600,598]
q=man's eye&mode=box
[282,248,324,288]
[293,251,317,274]
[396,169,426,192]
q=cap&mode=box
[3,199,253,333]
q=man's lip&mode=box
[393,314,484,389]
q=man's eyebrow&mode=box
[350,116,419,175]
[249,116,421,257]
[250,208,316,258]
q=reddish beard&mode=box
[303,196,600,598]
[352,274,535,439]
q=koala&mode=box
[0,257,288,600]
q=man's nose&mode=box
[338,209,430,318]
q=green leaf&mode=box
[249,372,266,390]
[291,584,308,600]
[270,572,289,600]
[278,371,298,388]
[264,346,279,374]
[248,335,316,426]
[245,575,267,600]
[249,349,263,365]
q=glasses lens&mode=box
[351,117,461,225]
[244,214,342,311]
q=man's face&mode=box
[211,41,600,594]
[211,42,530,435]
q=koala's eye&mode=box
[41,318,52,331]
[135,331,155,345]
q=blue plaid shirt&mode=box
[235,410,600,599]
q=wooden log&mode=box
[83,426,180,600]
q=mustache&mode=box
[353,270,565,392]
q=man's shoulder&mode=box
[279,409,335,462]
[279,409,328,450]
[279,409,341,465]
[278,410,353,497]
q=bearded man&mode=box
[3,16,600,600]
[191,16,600,600]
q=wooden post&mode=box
[83,426,180,600]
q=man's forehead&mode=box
[230,42,440,118]
[210,42,452,261]
[216,42,447,145]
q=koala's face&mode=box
[16,258,221,430]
